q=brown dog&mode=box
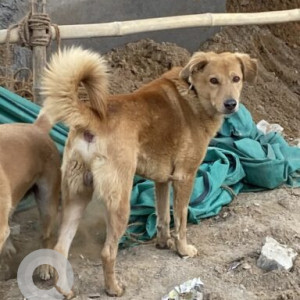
[0,115,61,268]
[40,47,257,297]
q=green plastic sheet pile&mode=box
[0,87,68,154]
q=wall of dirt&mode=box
[1,0,299,138]
[227,0,300,46]
[200,26,300,139]
[202,0,300,138]
[104,0,300,139]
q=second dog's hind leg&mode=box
[0,175,13,280]
[0,173,12,254]
[35,176,61,249]
[0,208,11,255]
[35,167,61,280]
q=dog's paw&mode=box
[156,238,175,250]
[38,264,55,281]
[65,290,75,300]
[61,289,75,300]
[178,244,198,258]
[105,282,125,297]
[55,285,75,299]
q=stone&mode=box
[242,262,251,270]
[257,236,298,271]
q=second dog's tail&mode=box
[34,114,53,133]
[40,47,109,129]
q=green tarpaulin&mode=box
[1,87,299,246]
[0,87,68,154]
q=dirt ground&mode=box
[1,187,300,300]
[1,0,300,299]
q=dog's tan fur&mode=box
[41,47,257,296]
[0,115,61,265]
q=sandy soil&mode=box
[1,0,300,299]
[1,187,300,300]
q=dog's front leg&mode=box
[172,177,198,257]
[155,182,174,250]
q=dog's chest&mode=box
[136,150,173,182]
[135,139,204,182]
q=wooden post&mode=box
[31,0,47,105]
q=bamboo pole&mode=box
[0,9,299,44]
[31,0,47,105]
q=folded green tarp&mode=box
[0,87,68,154]
[212,106,300,190]
[1,87,299,246]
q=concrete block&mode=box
[257,236,298,271]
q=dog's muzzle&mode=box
[223,99,238,114]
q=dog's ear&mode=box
[180,52,209,81]
[235,53,258,84]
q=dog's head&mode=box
[180,51,257,115]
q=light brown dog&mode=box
[40,47,257,297]
[0,115,61,264]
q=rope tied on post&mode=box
[3,0,61,104]
[19,12,51,48]
[4,0,61,50]
[16,12,60,49]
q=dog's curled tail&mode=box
[34,113,53,133]
[40,47,109,129]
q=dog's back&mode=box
[0,116,60,206]
[0,114,61,258]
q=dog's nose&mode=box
[224,99,237,111]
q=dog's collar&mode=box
[188,83,197,94]
[184,76,198,96]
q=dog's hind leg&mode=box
[54,186,92,259]
[94,159,135,297]
[0,204,11,255]
[100,185,131,297]
[35,175,61,249]
[44,178,92,299]
[0,173,12,254]
[35,167,61,280]
[53,154,94,260]
[172,177,198,258]
[155,182,174,250]
[0,196,13,280]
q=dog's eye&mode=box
[233,76,240,83]
[210,78,219,84]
